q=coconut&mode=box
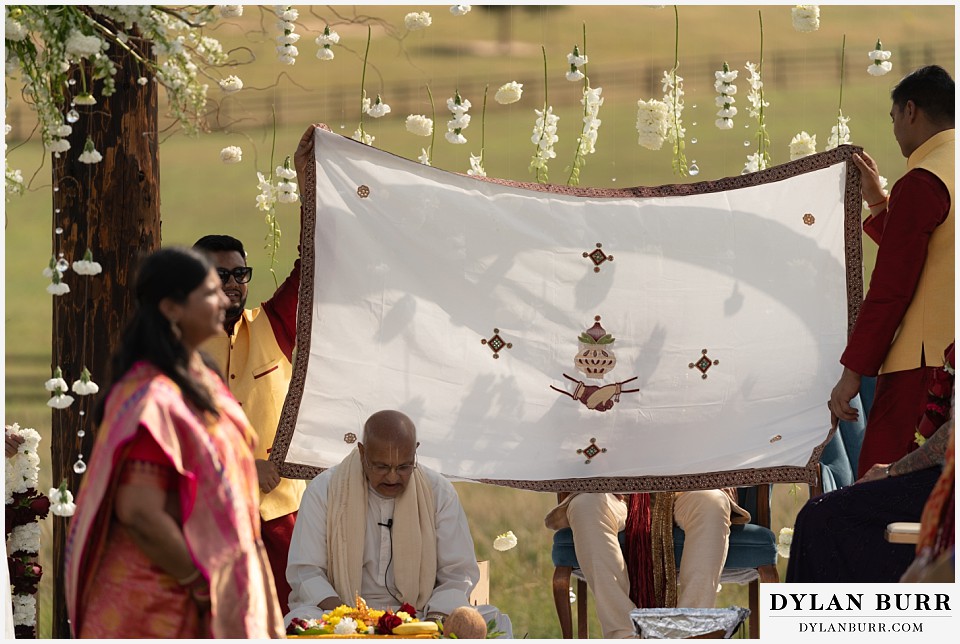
[443,606,488,639]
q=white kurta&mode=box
[286,463,479,623]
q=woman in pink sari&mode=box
[65,247,284,638]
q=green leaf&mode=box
[578,332,597,344]
[596,334,615,345]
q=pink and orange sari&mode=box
[65,361,284,638]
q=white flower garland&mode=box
[789,131,817,160]
[867,39,893,76]
[714,62,738,130]
[635,98,669,151]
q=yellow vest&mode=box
[880,129,955,374]
[201,307,306,521]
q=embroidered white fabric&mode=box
[284,127,852,487]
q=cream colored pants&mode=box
[565,490,732,639]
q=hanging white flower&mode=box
[42,255,65,278]
[218,5,244,18]
[316,25,339,60]
[65,29,106,57]
[49,482,77,517]
[450,5,471,16]
[71,367,99,396]
[529,105,560,171]
[4,15,28,41]
[46,268,71,295]
[78,136,103,164]
[275,7,299,65]
[418,148,431,166]
[789,131,817,160]
[445,90,471,144]
[867,39,893,76]
[404,11,432,31]
[255,171,277,212]
[72,248,103,275]
[366,94,391,118]
[635,98,669,150]
[565,45,588,82]
[47,392,75,409]
[274,157,298,204]
[218,75,243,92]
[494,81,523,105]
[493,530,518,551]
[467,153,486,177]
[54,124,73,137]
[45,367,69,394]
[45,138,71,154]
[744,62,768,119]
[714,62,738,130]
[742,151,763,174]
[351,128,375,145]
[73,93,97,106]
[791,5,820,32]
[826,112,851,150]
[577,85,604,156]
[137,76,149,85]
[405,115,433,137]
[777,527,794,558]
[220,145,243,164]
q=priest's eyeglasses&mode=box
[364,456,417,476]
[217,266,254,284]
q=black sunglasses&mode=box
[216,267,253,284]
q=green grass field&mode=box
[3,4,954,638]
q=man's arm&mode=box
[262,252,301,362]
[840,170,950,377]
[859,418,953,482]
[286,475,341,611]
[423,477,480,619]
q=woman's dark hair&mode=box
[94,247,220,424]
[891,65,955,125]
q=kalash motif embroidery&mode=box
[550,316,639,412]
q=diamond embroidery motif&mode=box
[689,349,719,379]
[583,243,614,273]
[577,437,607,464]
[481,328,513,359]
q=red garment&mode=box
[261,256,301,361]
[857,366,940,478]
[841,169,950,375]
[262,511,297,616]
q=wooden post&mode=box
[49,33,159,638]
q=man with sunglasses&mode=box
[193,234,306,616]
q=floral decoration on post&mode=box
[5,423,49,639]
[450,5,472,17]
[714,62,738,130]
[445,89,471,145]
[567,25,603,187]
[46,266,71,296]
[867,38,892,76]
[78,136,102,164]
[5,122,24,197]
[315,25,340,61]
[45,366,75,409]
[530,46,559,184]
[791,5,820,32]
[275,6,300,65]
[743,12,771,174]
[71,366,100,396]
[71,248,102,275]
[49,479,77,517]
[789,131,817,160]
